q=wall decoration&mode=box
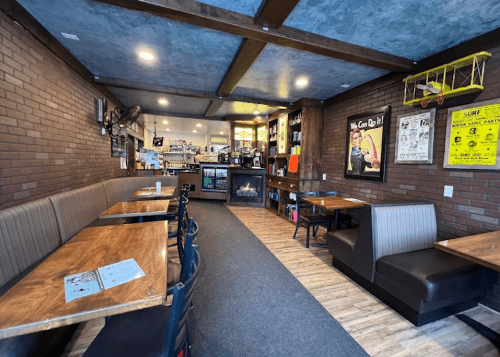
[395,108,435,164]
[444,99,500,170]
[278,114,287,154]
[344,106,391,182]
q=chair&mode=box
[82,245,201,357]
[168,196,188,260]
[292,191,332,248]
[167,218,198,287]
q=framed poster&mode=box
[344,106,391,182]
[444,99,500,170]
[395,108,435,164]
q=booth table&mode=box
[100,200,170,219]
[130,186,176,199]
[0,221,169,339]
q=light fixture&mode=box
[193,130,197,133]
[166,128,170,131]
[220,131,224,135]
[139,51,154,61]
[61,32,79,41]
[340,84,351,88]
[196,123,202,127]
[158,99,168,106]
[162,120,168,124]
[295,77,309,88]
[253,111,260,115]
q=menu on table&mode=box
[343,198,365,203]
[64,258,145,303]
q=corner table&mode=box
[0,221,169,339]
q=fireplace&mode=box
[228,169,265,206]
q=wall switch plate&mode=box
[322,174,326,180]
[444,185,453,197]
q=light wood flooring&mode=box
[62,206,500,357]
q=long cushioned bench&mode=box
[327,201,496,326]
[0,176,178,356]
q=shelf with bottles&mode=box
[266,187,280,212]
[288,110,302,126]
[267,156,288,176]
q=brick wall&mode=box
[321,45,500,311]
[0,11,126,209]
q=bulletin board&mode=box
[444,99,500,170]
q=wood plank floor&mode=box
[62,205,500,357]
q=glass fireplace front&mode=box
[230,174,264,203]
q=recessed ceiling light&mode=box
[158,99,168,106]
[166,128,170,131]
[61,32,79,41]
[220,131,224,135]
[193,130,197,133]
[295,77,309,88]
[162,120,168,124]
[253,111,259,115]
[196,124,202,127]
[340,84,351,88]
[139,51,154,61]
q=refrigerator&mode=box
[201,164,228,192]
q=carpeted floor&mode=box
[188,200,369,357]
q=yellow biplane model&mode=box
[403,51,491,108]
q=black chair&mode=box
[167,218,198,288]
[82,245,201,357]
[292,191,332,248]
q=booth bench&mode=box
[327,201,496,326]
[0,176,178,356]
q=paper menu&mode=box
[343,198,365,203]
[64,259,145,303]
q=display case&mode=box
[201,164,228,192]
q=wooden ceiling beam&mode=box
[0,0,124,107]
[94,77,290,108]
[204,99,224,117]
[254,0,301,29]
[94,0,415,72]
[141,109,226,121]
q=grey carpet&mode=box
[188,200,369,357]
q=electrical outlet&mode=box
[444,185,453,197]
[323,174,326,180]
[101,127,107,136]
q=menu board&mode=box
[444,100,500,169]
[395,109,435,164]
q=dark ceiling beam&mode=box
[94,0,415,72]
[94,76,289,108]
[141,109,226,121]
[254,0,301,29]
[416,28,500,71]
[0,0,124,107]
[204,99,224,117]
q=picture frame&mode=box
[395,108,435,164]
[444,99,500,170]
[344,106,391,182]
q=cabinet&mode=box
[265,100,323,221]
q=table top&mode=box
[130,186,176,199]
[100,199,170,219]
[0,221,169,339]
[302,196,366,210]
[434,231,500,272]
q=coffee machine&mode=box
[252,152,261,168]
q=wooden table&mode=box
[0,221,169,339]
[100,199,170,219]
[434,231,500,272]
[434,231,500,344]
[130,186,176,199]
[301,196,365,248]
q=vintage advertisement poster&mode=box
[395,109,435,164]
[444,100,500,169]
[344,106,391,182]
[278,114,287,154]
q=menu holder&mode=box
[64,258,145,303]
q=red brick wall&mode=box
[321,46,500,310]
[0,12,126,209]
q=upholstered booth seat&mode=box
[326,228,358,267]
[376,248,492,308]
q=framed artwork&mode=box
[344,106,391,182]
[395,108,435,164]
[444,99,500,170]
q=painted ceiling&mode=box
[14,0,500,132]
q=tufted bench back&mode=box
[372,203,437,262]
[50,183,108,243]
[0,199,61,290]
